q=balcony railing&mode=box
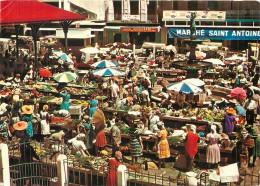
[113,14,158,23]
[226,10,260,20]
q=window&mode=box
[208,1,218,11]
[188,1,198,10]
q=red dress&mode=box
[185,132,199,158]
[95,130,107,147]
[106,159,123,186]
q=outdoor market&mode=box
[0,0,260,186]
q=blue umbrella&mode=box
[53,50,73,64]
[91,60,118,68]
[235,105,246,117]
[166,82,202,94]
[92,68,125,77]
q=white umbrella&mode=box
[53,71,77,83]
[183,78,205,87]
[80,47,100,54]
[91,60,118,68]
[92,68,125,77]
[202,58,225,66]
[53,50,73,64]
[166,82,203,94]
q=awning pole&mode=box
[60,21,73,54]
[30,23,42,76]
[15,25,19,60]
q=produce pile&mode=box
[37,85,58,92]
[70,100,89,107]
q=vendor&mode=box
[149,110,160,132]
[23,72,31,84]
[111,119,121,156]
[206,125,221,169]
[60,88,70,111]
[184,125,199,172]
[106,151,123,186]
[13,74,21,84]
[156,123,170,169]
[244,95,257,126]
[68,134,90,157]
[40,105,50,139]
[129,123,143,164]
[21,105,34,137]
[246,125,259,167]
[89,94,98,118]
[223,107,237,136]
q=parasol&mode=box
[39,69,52,77]
[91,60,118,68]
[230,88,247,101]
[93,109,106,132]
[53,71,77,83]
[166,82,203,94]
[92,68,125,77]
[182,78,205,87]
[53,50,73,64]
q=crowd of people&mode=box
[0,42,259,185]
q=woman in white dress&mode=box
[40,105,50,138]
[206,125,221,169]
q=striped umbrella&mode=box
[91,60,118,68]
[53,72,77,83]
[53,50,73,64]
[166,82,203,94]
[183,78,205,87]
[92,68,125,77]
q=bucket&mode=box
[185,172,197,186]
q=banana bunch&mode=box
[143,106,151,111]
[34,147,48,158]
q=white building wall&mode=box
[68,0,106,20]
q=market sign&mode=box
[120,27,159,32]
[163,11,226,21]
[122,15,140,21]
[168,28,260,40]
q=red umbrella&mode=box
[116,56,124,60]
[39,69,52,77]
[230,88,247,101]
[0,0,86,66]
[0,0,85,25]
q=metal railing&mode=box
[6,141,260,186]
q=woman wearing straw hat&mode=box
[21,105,34,137]
[224,107,237,136]
[13,121,41,186]
[40,105,50,138]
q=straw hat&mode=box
[22,105,33,115]
[226,108,236,115]
[43,105,49,111]
[13,121,28,131]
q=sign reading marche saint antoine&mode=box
[168,29,260,40]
